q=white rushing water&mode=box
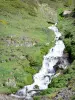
[11,24,68,100]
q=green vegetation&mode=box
[0,0,75,100]
[34,0,75,99]
[70,95,75,100]
[0,0,56,93]
[57,9,75,61]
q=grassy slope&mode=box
[0,0,75,99]
[0,0,57,93]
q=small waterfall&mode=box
[11,24,68,100]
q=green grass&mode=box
[0,0,56,93]
[57,6,75,61]
[1,0,74,97]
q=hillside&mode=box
[0,0,75,100]
[0,0,57,94]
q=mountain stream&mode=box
[11,23,68,100]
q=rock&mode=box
[53,88,75,100]
[63,10,72,17]
[20,56,25,59]
[24,96,33,100]
[0,94,22,100]
[5,78,16,88]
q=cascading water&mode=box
[11,24,68,100]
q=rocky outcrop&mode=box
[53,88,75,100]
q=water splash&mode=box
[11,24,68,100]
